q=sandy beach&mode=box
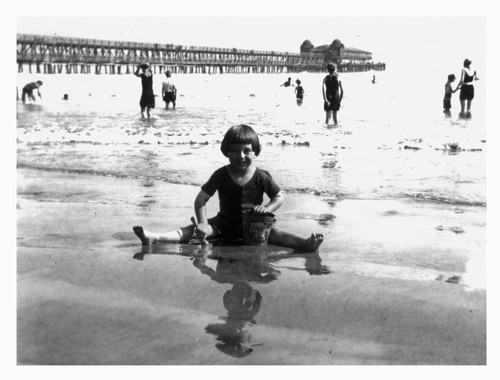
[17,167,486,365]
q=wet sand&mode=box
[17,168,486,365]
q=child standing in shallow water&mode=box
[133,124,324,252]
[443,74,456,114]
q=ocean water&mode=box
[16,69,486,207]
[16,68,487,364]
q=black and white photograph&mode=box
[7,0,499,375]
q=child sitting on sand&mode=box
[133,124,324,252]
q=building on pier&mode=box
[300,38,385,72]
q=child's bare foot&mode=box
[303,233,324,252]
[133,226,155,245]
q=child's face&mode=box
[227,143,256,172]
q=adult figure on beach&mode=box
[21,80,43,103]
[134,63,155,119]
[161,70,177,110]
[455,58,479,117]
[322,63,344,126]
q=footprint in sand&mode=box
[435,275,463,284]
[435,226,465,234]
[316,214,336,225]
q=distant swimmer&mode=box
[280,77,292,87]
[161,70,177,110]
[21,80,43,103]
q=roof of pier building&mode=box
[300,38,372,61]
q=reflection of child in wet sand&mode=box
[133,124,324,252]
[205,281,262,358]
[443,74,456,114]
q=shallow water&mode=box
[17,69,486,206]
[16,69,487,364]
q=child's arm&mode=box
[194,190,212,238]
[254,191,284,214]
[454,69,465,92]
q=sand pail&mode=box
[242,211,276,245]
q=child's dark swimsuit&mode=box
[296,86,304,99]
[201,167,281,239]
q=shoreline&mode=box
[17,167,486,364]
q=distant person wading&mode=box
[455,58,479,117]
[134,63,155,119]
[322,63,344,126]
[162,71,177,110]
[21,80,43,103]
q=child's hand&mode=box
[195,222,210,240]
[253,205,269,214]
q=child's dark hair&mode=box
[221,125,261,157]
[326,62,337,73]
[448,74,456,81]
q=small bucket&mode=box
[242,211,276,246]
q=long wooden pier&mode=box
[17,33,384,75]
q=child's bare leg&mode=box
[268,227,324,252]
[333,111,338,125]
[133,224,195,245]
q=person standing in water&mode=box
[443,74,457,115]
[295,79,304,102]
[322,63,344,126]
[21,80,43,103]
[455,58,479,117]
[161,70,177,110]
[134,63,155,119]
